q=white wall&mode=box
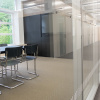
[83,22,97,47]
[52,13,60,57]
[66,17,73,54]
[53,13,73,57]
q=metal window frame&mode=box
[0,9,14,44]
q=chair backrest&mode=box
[0,44,7,47]
[24,44,37,56]
[5,46,22,59]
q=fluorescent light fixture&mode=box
[37,4,44,8]
[91,12,100,15]
[27,2,36,6]
[21,0,28,1]
[78,15,81,17]
[55,1,64,6]
[65,6,72,9]
[94,13,100,15]
[60,6,72,10]
[23,6,40,10]
[83,2,100,6]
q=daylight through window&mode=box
[0,12,13,44]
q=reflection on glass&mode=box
[82,0,99,100]
[0,0,15,10]
[0,35,13,44]
[0,12,11,23]
[22,0,74,100]
[0,25,12,33]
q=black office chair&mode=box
[0,44,7,59]
[0,44,7,47]
[17,44,39,80]
[0,47,24,89]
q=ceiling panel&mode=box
[22,0,72,17]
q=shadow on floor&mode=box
[59,52,73,59]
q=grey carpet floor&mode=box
[0,57,73,100]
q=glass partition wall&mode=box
[23,0,74,99]
[72,0,82,100]
[23,0,74,100]
[81,0,99,100]
[19,0,100,100]
[0,0,74,100]
[0,0,100,100]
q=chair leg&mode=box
[0,66,7,78]
[0,65,24,89]
[5,67,7,76]
[11,65,24,88]
[17,59,39,80]
[28,59,39,76]
[34,59,36,74]
[11,65,12,77]
[26,59,39,78]
[14,65,16,75]
[17,64,18,70]
[1,67,3,78]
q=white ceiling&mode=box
[21,0,100,22]
[22,0,72,16]
[82,0,100,22]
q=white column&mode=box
[13,0,24,45]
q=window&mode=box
[0,0,15,10]
[0,12,13,44]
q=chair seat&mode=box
[26,56,36,60]
[0,60,20,67]
[0,56,6,60]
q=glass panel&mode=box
[0,35,13,44]
[81,0,99,100]
[99,26,100,82]
[0,25,12,33]
[13,0,74,100]
[0,0,15,10]
[93,25,99,89]
[0,12,11,23]
[72,0,82,99]
[82,22,94,100]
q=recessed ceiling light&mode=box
[21,0,28,1]
[59,6,72,10]
[83,2,100,6]
[55,1,64,6]
[28,2,36,6]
